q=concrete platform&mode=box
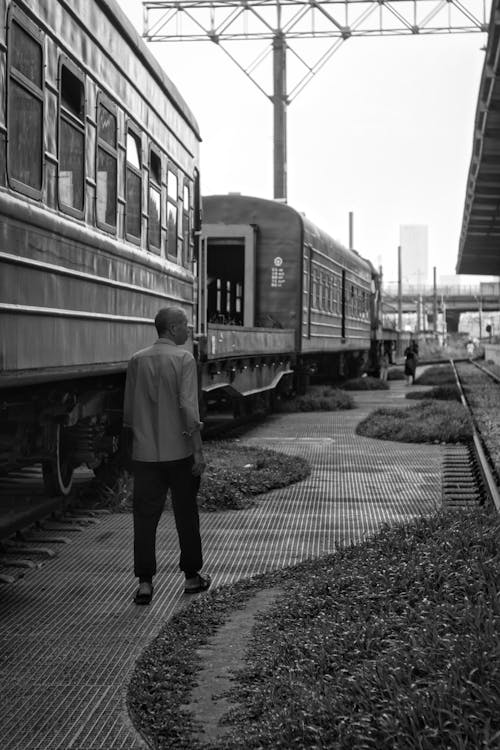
[0,381,451,749]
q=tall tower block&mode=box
[400,225,429,289]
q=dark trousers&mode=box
[132,456,202,581]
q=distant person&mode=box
[466,340,474,357]
[404,344,418,386]
[123,307,210,605]
[379,350,390,381]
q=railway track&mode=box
[449,358,500,513]
[0,466,107,583]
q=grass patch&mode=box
[128,508,500,750]
[414,365,456,386]
[77,442,310,513]
[198,442,310,511]
[356,400,472,443]
[276,385,354,412]
[405,385,461,402]
[342,376,389,391]
[387,368,405,381]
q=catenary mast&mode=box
[143,0,487,202]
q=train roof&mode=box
[97,0,201,140]
[203,194,375,274]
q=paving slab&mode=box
[0,381,450,749]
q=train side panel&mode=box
[0,0,199,385]
[0,0,200,492]
[0,200,192,381]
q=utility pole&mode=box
[397,245,403,355]
[272,31,287,200]
[142,1,487,202]
[397,246,403,331]
[433,266,438,339]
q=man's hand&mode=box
[192,450,206,477]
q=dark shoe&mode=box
[184,573,211,594]
[133,583,153,605]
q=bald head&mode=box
[155,307,189,344]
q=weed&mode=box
[356,400,472,443]
[342,376,389,391]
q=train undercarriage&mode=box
[0,374,124,496]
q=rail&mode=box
[450,359,500,513]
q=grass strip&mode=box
[276,385,354,412]
[356,400,472,443]
[128,508,500,750]
[405,385,461,402]
[342,376,389,391]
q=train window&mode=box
[182,184,190,265]
[321,273,327,310]
[7,18,44,197]
[167,169,178,260]
[350,285,355,316]
[167,169,177,201]
[148,149,161,252]
[98,104,116,148]
[59,64,85,215]
[236,283,242,314]
[150,150,161,184]
[216,278,222,312]
[326,275,332,312]
[312,269,319,309]
[126,128,142,240]
[11,22,42,86]
[96,100,117,230]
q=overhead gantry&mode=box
[143,0,488,202]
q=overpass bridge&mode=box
[382,283,500,332]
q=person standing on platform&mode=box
[404,342,418,386]
[123,306,210,605]
[379,349,390,381]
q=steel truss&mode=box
[143,0,488,199]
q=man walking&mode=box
[123,306,210,604]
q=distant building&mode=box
[400,225,428,288]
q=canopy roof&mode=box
[457,0,500,275]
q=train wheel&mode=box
[42,423,74,497]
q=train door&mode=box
[201,224,256,326]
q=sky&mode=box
[120,0,491,285]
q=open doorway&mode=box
[207,238,245,325]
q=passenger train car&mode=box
[197,194,383,404]
[0,0,201,495]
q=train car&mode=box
[198,194,381,404]
[0,0,201,495]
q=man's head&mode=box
[155,307,189,345]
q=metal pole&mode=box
[433,266,438,338]
[349,211,354,249]
[272,32,287,201]
[397,245,403,339]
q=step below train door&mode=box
[201,224,256,329]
